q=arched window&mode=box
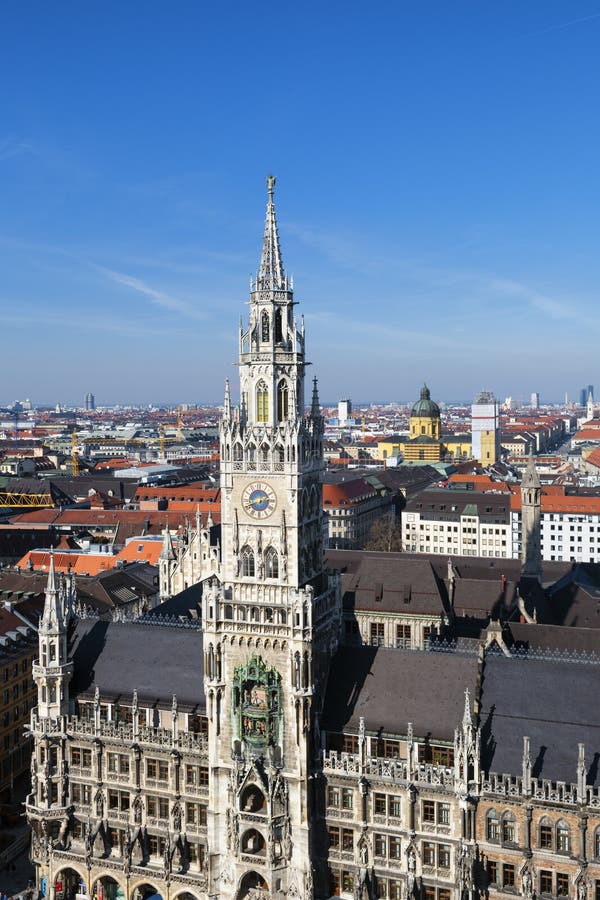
[594,826,600,859]
[261,311,270,342]
[486,809,499,842]
[275,444,285,464]
[502,811,516,844]
[241,546,255,578]
[247,443,256,463]
[260,443,270,466]
[556,820,570,853]
[256,381,268,423]
[233,443,243,462]
[277,380,289,421]
[240,785,267,813]
[274,308,283,343]
[265,547,279,579]
[539,816,553,849]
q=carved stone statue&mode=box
[172,800,182,833]
[522,868,533,898]
[578,881,587,900]
[163,833,172,879]
[133,792,143,825]
[360,839,369,866]
[85,821,94,865]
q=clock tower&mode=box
[203,176,340,899]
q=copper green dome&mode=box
[411,384,440,418]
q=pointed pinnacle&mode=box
[257,174,285,290]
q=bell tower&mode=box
[521,450,542,582]
[203,176,340,899]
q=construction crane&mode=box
[177,405,183,442]
[159,424,166,459]
[72,429,80,477]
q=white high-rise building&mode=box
[338,399,352,425]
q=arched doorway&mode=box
[54,868,86,900]
[93,876,124,900]
[237,872,269,899]
[132,883,163,900]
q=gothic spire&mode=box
[522,449,541,489]
[160,525,176,561]
[41,551,65,631]
[223,378,231,421]
[311,377,321,418]
[257,174,285,291]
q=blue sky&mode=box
[2,1,600,407]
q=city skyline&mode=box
[2,2,600,403]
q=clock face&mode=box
[242,482,277,519]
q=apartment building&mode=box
[403,491,511,558]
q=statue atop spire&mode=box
[257,174,286,291]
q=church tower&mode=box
[520,450,542,582]
[202,176,340,899]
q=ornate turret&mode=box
[34,553,73,720]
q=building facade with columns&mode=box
[26,181,600,900]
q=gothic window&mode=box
[261,311,270,342]
[265,547,279,579]
[486,809,500,842]
[539,817,553,849]
[502,811,516,844]
[277,380,289,421]
[260,443,270,465]
[241,546,255,578]
[233,443,243,462]
[594,827,600,858]
[556,821,570,853]
[256,381,269,423]
[224,604,233,620]
[247,443,256,463]
[275,444,285,464]
[274,308,283,343]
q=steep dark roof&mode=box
[479,653,600,785]
[322,646,478,741]
[69,619,205,711]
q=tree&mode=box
[364,514,403,552]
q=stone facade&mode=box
[26,180,600,900]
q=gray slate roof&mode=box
[479,654,600,785]
[70,618,205,711]
[322,646,478,741]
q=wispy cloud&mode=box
[527,12,600,38]
[485,276,572,319]
[96,266,205,319]
[0,303,195,340]
[0,137,33,162]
